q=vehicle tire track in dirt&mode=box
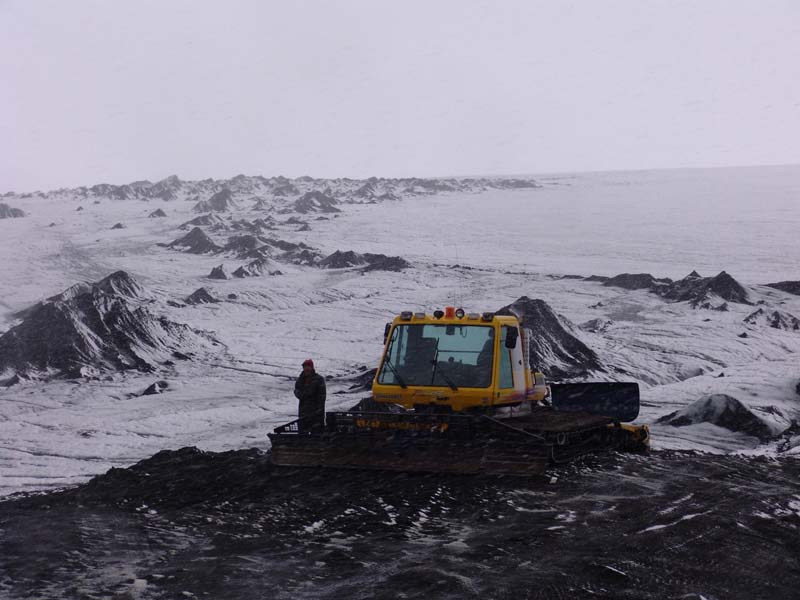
[1,449,799,599]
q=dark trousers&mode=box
[298,399,325,432]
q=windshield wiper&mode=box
[381,358,407,388]
[438,370,458,391]
[430,340,458,391]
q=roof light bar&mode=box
[481,312,494,322]
[400,311,413,321]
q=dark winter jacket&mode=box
[294,371,326,426]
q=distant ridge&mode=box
[2,173,540,207]
[593,270,751,308]
[294,190,340,213]
[193,188,238,213]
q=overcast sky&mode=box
[2,0,799,192]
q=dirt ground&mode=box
[1,448,799,600]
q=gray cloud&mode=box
[2,0,799,191]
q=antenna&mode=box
[454,243,464,309]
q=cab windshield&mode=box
[377,324,494,388]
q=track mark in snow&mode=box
[638,511,710,533]
[658,493,695,516]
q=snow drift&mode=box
[656,394,786,440]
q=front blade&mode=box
[550,382,640,422]
[268,431,548,476]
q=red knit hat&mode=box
[302,359,314,368]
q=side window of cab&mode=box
[498,326,514,389]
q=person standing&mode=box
[294,358,326,432]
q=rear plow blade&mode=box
[550,382,640,422]
[268,411,549,476]
[268,431,548,475]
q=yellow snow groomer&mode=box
[269,307,649,475]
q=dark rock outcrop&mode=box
[0,175,550,218]
[0,272,211,378]
[595,270,750,308]
[656,394,777,440]
[406,178,457,193]
[232,258,280,278]
[318,250,410,271]
[580,318,612,333]
[93,270,144,299]
[275,244,322,265]
[141,380,169,395]
[230,217,274,233]
[354,180,377,199]
[494,178,540,189]
[222,235,264,257]
[658,271,751,307]
[208,265,229,280]
[13,271,143,322]
[185,288,219,304]
[318,250,367,268]
[603,273,672,291]
[362,254,410,272]
[294,191,340,213]
[180,214,226,230]
[193,188,237,213]
[272,182,299,197]
[251,198,272,211]
[149,175,182,201]
[743,308,800,331]
[496,296,604,379]
[766,281,800,296]
[263,238,308,252]
[168,227,222,254]
[148,208,167,218]
[0,202,26,218]
[111,222,126,230]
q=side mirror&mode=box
[383,323,391,343]
[504,326,519,349]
